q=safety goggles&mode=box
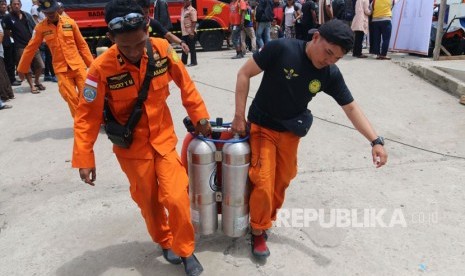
[108,13,146,31]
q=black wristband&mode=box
[180,40,186,45]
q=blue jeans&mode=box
[231,25,242,50]
[256,21,271,49]
[371,20,392,56]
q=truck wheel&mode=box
[199,31,223,51]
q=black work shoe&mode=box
[181,254,203,276]
[231,54,243,59]
[11,80,22,86]
[162,248,182,265]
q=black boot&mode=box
[162,248,182,265]
[181,254,203,276]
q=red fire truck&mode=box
[60,0,230,53]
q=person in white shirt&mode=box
[30,0,44,23]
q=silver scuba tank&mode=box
[221,134,250,237]
[187,136,218,235]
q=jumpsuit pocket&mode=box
[249,126,261,168]
[44,34,56,48]
[107,87,138,120]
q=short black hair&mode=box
[105,0,147,34]
[318,19,354,54]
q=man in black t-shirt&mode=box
[231,19,387,260]
[3,0,44,94]
[300,0,318,40]
[136,0,190,54]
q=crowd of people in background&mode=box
[228,0,394,60]
[0,0,396,112]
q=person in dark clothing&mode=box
[0,21,15,101]
[255,0,274,49]
[300,0,318,41]
[136,0,190,54]
[3,0,44,94]
[154,0,173,30]
[0,0,20,86]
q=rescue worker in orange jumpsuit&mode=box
[17,0,93,118]
[72,1,210,275]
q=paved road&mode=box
[0,49,464,276]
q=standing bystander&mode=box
[230,0,246,59]
[240,0,256,54]
[351,0,371,58]
[180,0,197,66]
[3,0,45,94]
[0,0,21,86]
[318,0,333,25]
[371,0,393,60]
[0,20,15,101]
[255,0,274,49]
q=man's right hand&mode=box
[79,168,96,186]
[231,115,247,137]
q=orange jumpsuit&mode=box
[72,37,209,257]
[17,15,93,117]
[248,123,299,231]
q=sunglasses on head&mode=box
[108,13,146,31]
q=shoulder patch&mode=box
[83,75,98,102]
[168,46,180,63]
[83,86,97,103]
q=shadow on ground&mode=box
[55,241,183,276]
[14,128,74,142]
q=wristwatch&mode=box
[199,118,208,126]
[370,136,385,147]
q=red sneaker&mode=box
[251,232,270,259]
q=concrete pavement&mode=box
[389,53,465,100]
[0,48,464,276]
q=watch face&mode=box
[372,136,384,146]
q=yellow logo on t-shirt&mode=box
[309,79,321,94]
[284,68,298,80]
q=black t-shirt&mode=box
[3,12,33,49]
[0,14,12,47]
[301,1,317,30]
[149,18,168,37]
[249,38,354,131]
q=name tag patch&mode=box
[107,72,135,90]
[62,23,73,31]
